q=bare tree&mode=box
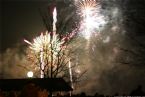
[24,2,87,94]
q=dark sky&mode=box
[1,0,50,52]
[1,0,73,52]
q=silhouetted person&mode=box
[130,85,145,96]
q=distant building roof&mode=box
[0,78,73,91]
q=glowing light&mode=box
[76,69,81,74]
[27,71,33,78]
[76,0,106,39]
[69,59,73,88]
[103,36,110,43]
[53,7,57,32]
[24,32,64,54]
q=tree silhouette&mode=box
[25,1,86,85]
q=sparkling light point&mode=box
[27,71,33,78]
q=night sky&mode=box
[1,0,145,95]
[1,0,48,52]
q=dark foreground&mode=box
[0,78,145,97]
[0,85,145,97]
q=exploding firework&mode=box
[24,31,65,78]
[76,0,106,39]
[24,3,79,79]
[24,32,64,54]
[77,0,98,17]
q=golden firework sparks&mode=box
[24,31,64,54]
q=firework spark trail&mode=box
[53,7,57,33]
[69,59,73,88]
[40,48,45,78]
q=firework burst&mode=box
[24,31,66,78]
[76,0,106,39]
[77,0,98,17]
[24,32,64,54]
